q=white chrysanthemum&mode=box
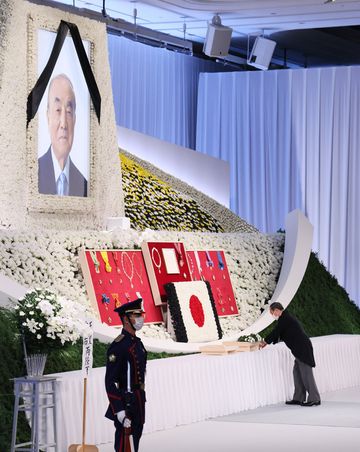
[25,318,38,333]
[38,300,55,316]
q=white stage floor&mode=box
[98,386,360,452]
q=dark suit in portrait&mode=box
[38,147,87,197]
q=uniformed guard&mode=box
[105,299,147,452]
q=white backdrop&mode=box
[196,66,360,307]
[108,33,222,150]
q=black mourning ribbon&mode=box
[27,20,101,127]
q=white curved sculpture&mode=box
[232,209,313,337]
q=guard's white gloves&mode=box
[117,410,132,428]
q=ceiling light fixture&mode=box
[211,14,222,26]
[324,0,336,4]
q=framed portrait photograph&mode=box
[26,14,99,214]
[37,29,90,198]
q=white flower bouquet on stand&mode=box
[15,288,91,376]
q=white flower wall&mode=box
[0,229,284,338]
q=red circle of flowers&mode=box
[189,295,205,327]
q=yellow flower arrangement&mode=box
[120,154,224,233]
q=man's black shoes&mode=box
[285,399,321,406]
[285,400,302,405]
[301,401,321,407]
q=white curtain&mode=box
[108,34,220,149]
[196,67,360,307]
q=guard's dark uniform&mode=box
[105,307,147,452]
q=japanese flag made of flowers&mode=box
[165,281,222,342]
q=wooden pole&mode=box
[82,377,87,449]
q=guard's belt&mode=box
[132,383,145,390]
[117,383,145,391]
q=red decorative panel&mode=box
[79,249,163,325]
[186,250,238,316]
[141,241,192,306]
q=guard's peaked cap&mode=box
[114,298,144,316]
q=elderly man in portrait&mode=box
[38,73,87,197]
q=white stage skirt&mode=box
[48,334,360,450]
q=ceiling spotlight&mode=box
[324,0,336,4]
[203,14,233,57]
[212,14,222,26]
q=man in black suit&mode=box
[260,302,321,407]
[38,74,87,197]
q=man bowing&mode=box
[260,302,321,407]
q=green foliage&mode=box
[260,253,360,338]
